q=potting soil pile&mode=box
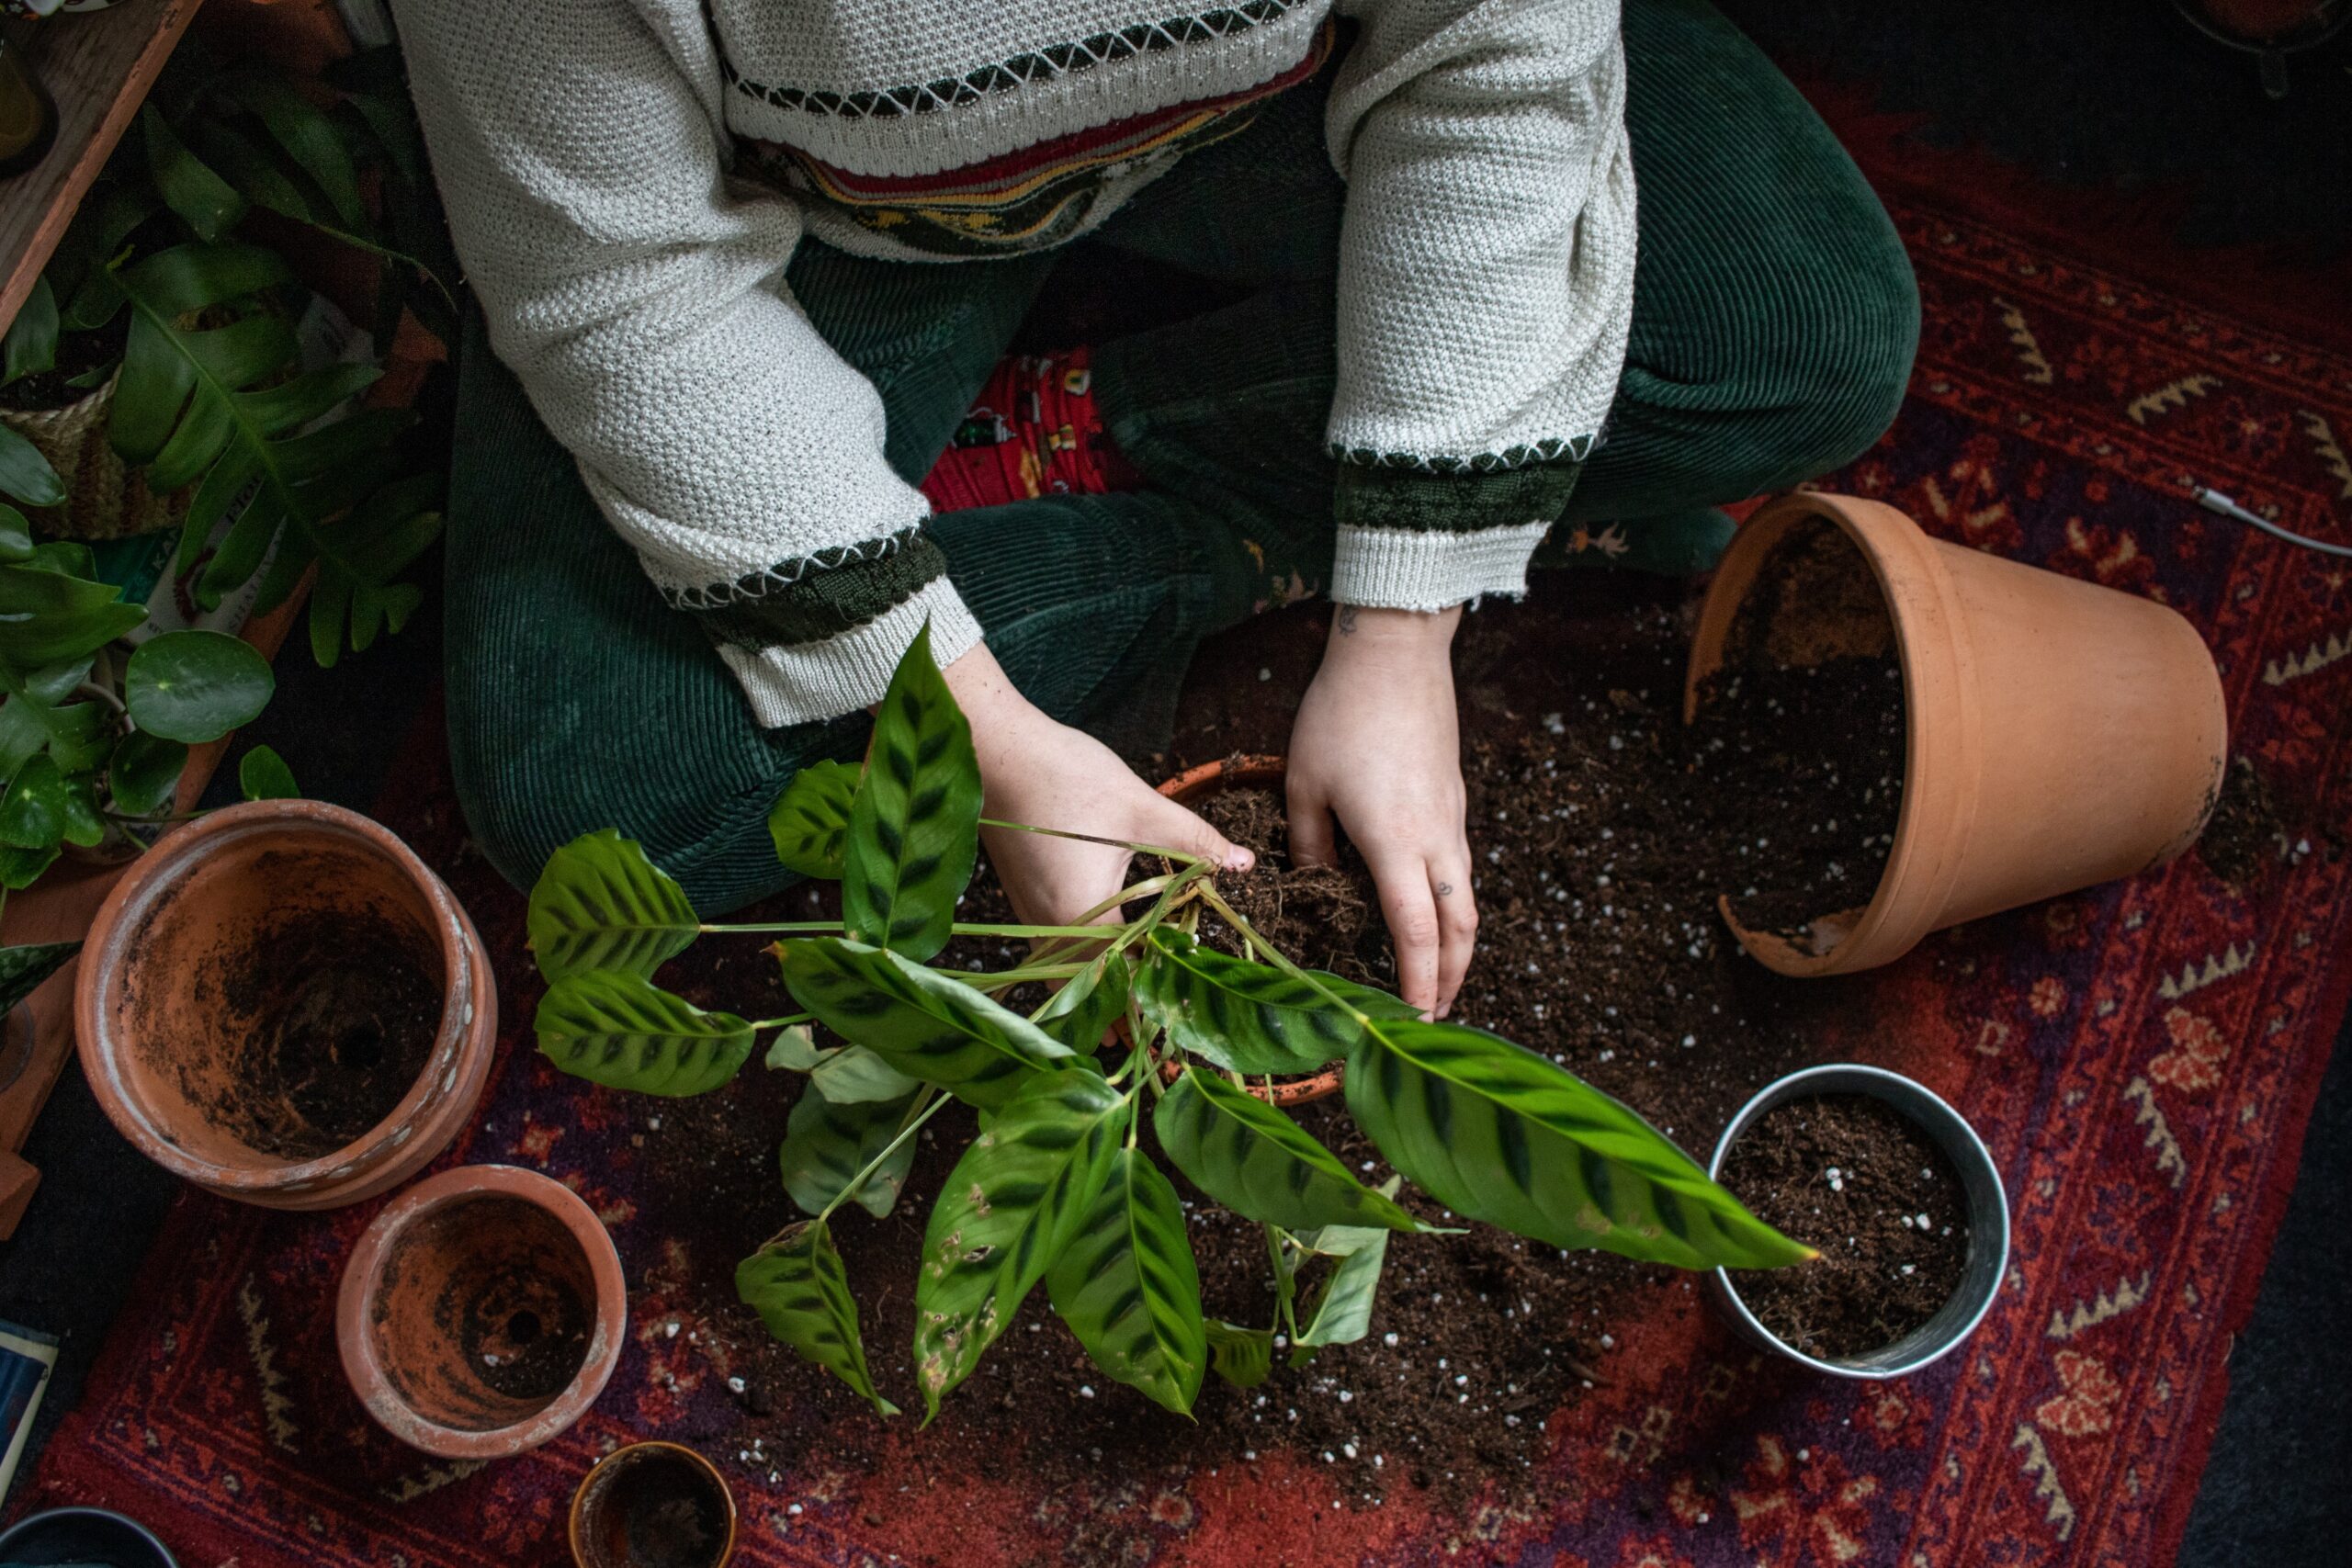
[20,107,2352,1568]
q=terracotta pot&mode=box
[571,1441,739,1568]
[1685,492,2227,977]
[1155,754,1344,1106]
[75,799,496,1208]
[338,1164,627,1460]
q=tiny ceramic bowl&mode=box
[336,1164,627,1459]
[1705,1063,2009,1379]
[570,1441,740,1568]
[0,1506,177,1566]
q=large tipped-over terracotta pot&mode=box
[75,799,496,1208]
[339,1164,627,1460]
[1686,492,2227,976]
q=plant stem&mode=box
[979,817,1206,864]
[707,918,1124,940]
[817,1088,950,1224]
[750,1013,814,1032]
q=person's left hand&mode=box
[1284,604,1476,1019]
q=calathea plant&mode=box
[529,625,1812,1420]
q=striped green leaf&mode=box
[778,1087,918,1219]
[535,971,754,1096]
[736,1221,899,1416]
[809,1043,923,1105]
[912,1069,1125,1420]
[1153,1066,1422,1234]
[1035,951,1131,1052]
[526,829,698,984]
[768,758,860,879]
[1046,1147,1205,1415]
[1344,1018,1812,1270]
[1134,929,1416,1076]
[777,936,1083,1109]
[1293,1228,1391,1353]
[1203,1320,1273,1389]
[0,940,79,1015]
[842,623,979,961]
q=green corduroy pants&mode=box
[442,0,1918,912]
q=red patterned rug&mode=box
[18,148,2352,1566]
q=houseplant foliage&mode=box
[530,626,1813,1421]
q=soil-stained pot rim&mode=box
[1683,492,1976,978]
[74,797,494,1205]
[1704,1062,2010,1380]
[1154,754,1349,1106]
[337,1163,628,1461]
[569,1440,740,1568]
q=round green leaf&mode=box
[238,742,299,801]
[109,730,189,818]
[0,755,72,851]
[124,630,274,743]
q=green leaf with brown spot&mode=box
[911,1069,1125,1421]
[842,622,979,961]
[737,1221,898,1416]
[1343,1017,1811,1270]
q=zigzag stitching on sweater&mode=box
[662,523,928,610]
[1329,434,1597,474]
[718,1,1297,118]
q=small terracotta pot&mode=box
[1155,754,1344,1106]
[75,799,496,1208]
[1686,492,2228,976]
[338,1164,627,1460]
[571,1441,739,1568]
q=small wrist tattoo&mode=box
[1336,605,1359,636]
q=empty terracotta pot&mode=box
[1685,492,2228,976]
[75,799,496,1208]
[571,1441,739,1568]
[338,1164,627,1460]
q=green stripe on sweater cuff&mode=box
[695,532,950,652]
[1333,459,1584,536]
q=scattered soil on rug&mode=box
[2199,754,2290,887]
[1715,1094,1973,1359]
[208,908,443,1159]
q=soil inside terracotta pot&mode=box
[207,908,443,1160]
[1714,1094,1973,1359]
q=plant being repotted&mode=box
[526,626,1815,1420]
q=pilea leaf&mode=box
[768,757,859,879]
[736,1221,899,1416]
[1154,1066,1423,1235]
[1344,1018,1812,1270]
[1035,950,1131,1053]
[535,970,754,1096]
[776,936,1083,1110]
[1203,1320,1273,1390]
[911,1069,1125,1421]
[1134,929,1416,1076]
[842,623,979,961]
[526,829,699,983]
[1046,1147,1206,1416]
[778,1087,918,1219]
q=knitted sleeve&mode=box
[391,0,980,728]
[1324,0,1635,609]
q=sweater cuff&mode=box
[715,578,984,728]
[1328,460,1582,609]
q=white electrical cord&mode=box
[2193,485,2352,559]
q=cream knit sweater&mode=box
[393,1,1634,727]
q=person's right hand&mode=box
[943,643,1252,931]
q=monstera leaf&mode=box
[841,624,979,962]
[1345,1017,1811,1270]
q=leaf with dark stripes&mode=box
[1203,1320,1273,1389]
[737,1221,899,1416]
[1153,1066,1423,1234]
[768,758,860,879]
[0,940,80,1015]
[1047,1147,1206,1415]
[776,936,1084,1109]
[1035,951,1131,1052]
[809,1043,922,1104]
[778,1086,918,1219]
[911,1069,1125,1420]
[535,971,754,1096]
[1134,929,1416,1076]
[842,622,979,961]
[526,829,699,983]
[1344,1018,1812,1270]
